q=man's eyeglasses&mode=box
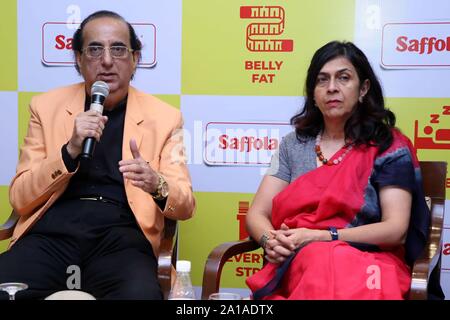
[82,45,134,59]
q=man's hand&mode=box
[118,139,159,194]
[67,110,108,159]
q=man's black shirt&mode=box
[61,96,128,205]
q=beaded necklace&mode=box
[315,132,353,166]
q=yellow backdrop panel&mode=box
[182,0,355,96]
[0,0,17,91]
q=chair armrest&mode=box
[158,217,177,300]
[0,211,18,241]
[201,239,260,300]
[409,199,444,300]
[410,255,431,300]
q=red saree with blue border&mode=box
[246,130,429,300]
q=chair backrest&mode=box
[0,211,18,240]
[409,161,447,299]
[158,217,178,299]
[419,161,446,256]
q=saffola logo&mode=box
[381,22,450,68]
[41,21,156,67]
[444,243,450,255]
[240,6,293,52]
[218,135,278,153]
[203,122,290,166]
[396,36,450,54]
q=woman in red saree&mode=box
[245,41,430,300]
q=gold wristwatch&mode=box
[151,174,169,201]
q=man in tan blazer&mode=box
[0,10,194,299]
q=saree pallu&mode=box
[246,130,429,300]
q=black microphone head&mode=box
[91,81,110,98]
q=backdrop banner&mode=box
[0,0,448,298]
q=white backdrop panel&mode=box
[18,0,181,94]
[355,0,450,97]
[0,92,18,185]
[182,95,303,193]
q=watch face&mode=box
[161,180,169,198]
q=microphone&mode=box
[79,81,110,160]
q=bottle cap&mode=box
[176,260,191,272]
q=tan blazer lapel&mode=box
[122,86,144,162]
[64,83,86,141]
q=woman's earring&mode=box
[359,96,364,103]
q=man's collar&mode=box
[65,83,86,115]
[65,83,144,125]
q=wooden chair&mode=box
[201,161,447,300]
[158,217,178,299]
[0,211,178,300]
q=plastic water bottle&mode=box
[168,260,196,300]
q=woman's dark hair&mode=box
[72,10,142,74]
[291,41,395,153]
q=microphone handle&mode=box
[80,137,96,160]
[79,93,106,160]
